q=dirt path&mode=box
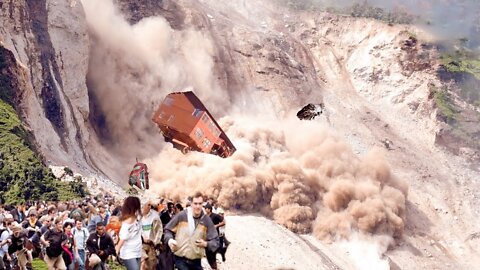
[218,214,352,270]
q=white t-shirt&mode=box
[119,220,142,260]
[72,227,89,250]
[141,210,159,241]
[0,229,11,256]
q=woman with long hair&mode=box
[115,196,142,270]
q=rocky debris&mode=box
[398,34,434,75]
[48,165,127,198]
[402,35,417,49]
[297,103,324,120]
[381,138,394,150]
[466,232,480,241]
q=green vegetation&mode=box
[108,260,126,270]
[277,1,417,25]
[440,50,480,80]
[439,49,480,107]
[0,99,87,204]
[429,85,457,124]
[30,258,126,270]
[0,47,16,106]
[32,258,48,270]
[348,2,416,24]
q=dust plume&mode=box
[146,111,408,240]
[81,0,228,159]
[336,233,393,270]
[81,0,408,243]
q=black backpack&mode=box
[0,228,7,238]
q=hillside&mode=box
[1,0,479,269]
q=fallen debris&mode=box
[381,138,393,150]
[297,103,324,120]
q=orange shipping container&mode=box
[152,91,236,158]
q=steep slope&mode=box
[1,0,479,269]
[0,0,101,176]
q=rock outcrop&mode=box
[0,0,92,174]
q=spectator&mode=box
[41,218,67,270]
[10,205,25,224]
[140,202,162,270]
[7,224,32,270]
[62,222,77,270]
[72,220,88,270]
[160,202,174,226]
[22,210,41,239]
[216,208,230,262]
[115,196,142,270]
[22,210,42,258]
[204,203,225,270]
[105,216,121,245]
[0,221,13,270]
[86,223,115,270]
[174,203,183,214]
[164,192,219,270]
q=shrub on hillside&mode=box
[0,100,87,204]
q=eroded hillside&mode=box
[0,0,479,269]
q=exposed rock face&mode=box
[0,0,92,173]
[1,0,480,269]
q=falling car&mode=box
[128,161,149,190]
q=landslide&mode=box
[79,1,480,269]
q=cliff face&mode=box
[0,0,93,173]
[1,1,480,268]
[2,0,476,181]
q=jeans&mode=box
[76,249,85,270]
[122,257,141,270]
[173,255,202,270]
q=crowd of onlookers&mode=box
[0,192,229,270]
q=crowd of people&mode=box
[0,192,230,270]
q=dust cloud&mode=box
[81,0,228,159]
[146,113,408,240]
[81,0,408,242]
[337,233,393,270]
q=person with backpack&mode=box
[86,223,116,270]
[41,218,67,270]
[0,221,13,270]
[72,220,89,270]
[21,211,41,259]
[7,224,32,270]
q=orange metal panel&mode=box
[152,91,236,157]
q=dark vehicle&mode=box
[152,91,236,158]
[297,103,324,120]
[128,162,149,190]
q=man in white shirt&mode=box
[72,219,89,270]
[0,221,13,270]
[140,202,162,270]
